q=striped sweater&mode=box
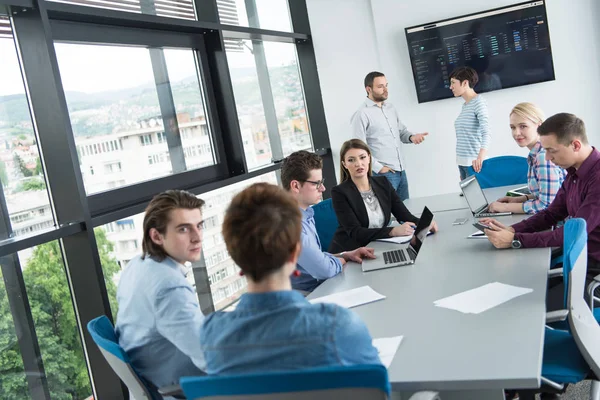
[454,95,490,166]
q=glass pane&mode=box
[55,43,216,195]
[226,40,273,170]
[48,0,196,20]
[218,0,292,32]
[0,269,31,399]
[263,42,312,156]
[202,171,278,309]
[0,18,54,239]
[4,242,92,399]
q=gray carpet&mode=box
[534,381,590,399]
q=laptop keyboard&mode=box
[383,249,408,264]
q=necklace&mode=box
[360,188,378,211]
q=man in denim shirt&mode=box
[281,151,375,292]
[200,183,381,375]
[116,190,206,390]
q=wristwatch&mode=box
[511,239,522,249]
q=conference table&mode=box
[308,185,550,400]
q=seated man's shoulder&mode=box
[122,255,189,292]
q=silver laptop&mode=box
[362,207,434,272]
[459,175,512,218]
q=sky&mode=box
[0,0,296,96]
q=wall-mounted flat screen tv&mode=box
[405,1,555,103]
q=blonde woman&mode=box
[488,103,566,214]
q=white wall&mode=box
[308,0,600,197]
[305,0,381,182]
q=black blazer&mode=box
[328,176,419,253]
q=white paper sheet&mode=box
[377,231,432,244]
[434,282,533,314]
[373,336,403,368]
[309,286,386,309]
[467,230,488,239]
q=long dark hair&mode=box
[339,139,373,182]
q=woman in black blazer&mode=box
[329,139,438,253]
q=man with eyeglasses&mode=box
[281,151,375,293]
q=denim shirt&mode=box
[200,290,381,375]
[115,255,206,388]
[292,207,343,292]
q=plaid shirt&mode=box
[523,141,566,214]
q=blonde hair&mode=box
[339,139,373,182]
[510,102,545,125]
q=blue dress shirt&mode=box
[200,290,381,375]
[115,255,206,388]
[292,207,343,292]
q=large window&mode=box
[48,0,196,20]
[217,0,292,32]
[0,23,54,239]
[55,43,216,195]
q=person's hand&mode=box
[488,201,508,213]
[429,220,439,233]
[496,196,524,204]
[410,132,428,144]
[343,247,376,263]
[472,156,484,173]
[391,222,415,236]
[379,166,395,174]
[478,218,515,233]
[485,227,515,249]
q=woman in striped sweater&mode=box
[449,66,490,181]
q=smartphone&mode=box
[473,222,492,232]
[452,218,468,225]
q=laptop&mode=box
[362,206,434,272]
[459,175,512,218]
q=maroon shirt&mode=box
[513,148,600,272]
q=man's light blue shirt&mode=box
[115,254,206,388]
[200,290,381,375]
[292,207,343,292]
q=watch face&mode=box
[512,240,522,249]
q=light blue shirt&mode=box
[200,290,381,375]
[351,98,414,173]
[454,95,490,165]
[115,254,206,388]
[292,207,343,292]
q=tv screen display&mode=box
[405,1,555,103]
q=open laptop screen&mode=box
[411,206,434,254]
[460,176,488,214]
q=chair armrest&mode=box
[547,269,563,279]
[546,309,569,323]
[408,392,440,400]
[158,384,185,399]
[587,275,600,308]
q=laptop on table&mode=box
[459,176,512,218]
[362,206,434,272]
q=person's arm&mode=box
[331,186,394,246]
[332,306,381,365]
[475,99,490,154]
[523,154,565,214]
[396,114,414,144]
[511,183,569,234]
[297,228,344,280]
[351,111,383,173]
[154,280,206,371]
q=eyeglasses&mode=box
[301,178,325,188]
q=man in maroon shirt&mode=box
[481,113,600,307]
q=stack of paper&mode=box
[309,286,385,309]
[434,282,533,314]
[373,336,403,368]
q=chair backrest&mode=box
[180,364,390,400]
[311,198,338,251]
[566,219,600,379]
[467,156,528,189]
[562,219,589,308]
[87,316,159,400]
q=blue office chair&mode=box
[530,219,600,400]
[311,198,338,251]
[467,156,528,189]
[180,364,440,400]
[87,316,162,400]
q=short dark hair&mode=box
[222,183,301,282]
[364,71,385,90]
[538,113,588,145]
[281,150,323,191]
[142,190,205,261]
[449,66,479,88]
